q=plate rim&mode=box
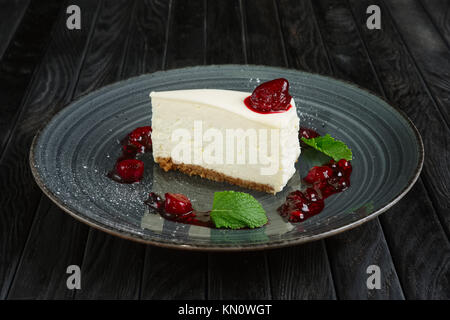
[29,64,425,251]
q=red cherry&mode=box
[299,127,320,140]
[164,193,193,215]
[127,126,152,153]
[246,78,292,113]
[304,166,333,184]
[122,144,139,157]
[287,190,308,203]
[288,210,304,223]
[336,178,350,191]
[337,159,352,177]
[322,187,336,199]
[144,192,164,211]
[305,187,320,202]
[304,200,324,215]
[278,204,290,217]
[115,159,144,183]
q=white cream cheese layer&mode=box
[150,89,300,193]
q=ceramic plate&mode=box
[30,65,424,251]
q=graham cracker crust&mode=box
[156,157,275,194]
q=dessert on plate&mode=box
[150,79,300,194]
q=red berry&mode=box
[115,159,144,183]
[304,166,333,184]
[337,159,352,176]
[336,178,350,191]
[299,127,320,140]
[246,78,292,113]
[287,190,307,202]
[122,143,139,156]
[305,187,320,202]
[145,192,164,211]
[328,159,338,170]
[304,200,324,215]
[288,210,304,222]
[164,193,193,215]
[127,126,152,153]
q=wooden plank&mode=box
[7,198,89,299]
[164,0,205,69]
[310,0,380,92]
[419,0,450,48]
[277,0,330,74]
[9,0,147,300]
[73,0,136,98]
[133,0,209,300]
[243,0,287,66]
[141,247,207,299]
[326,220,404,299]
[205,0,245,64]
[0,0,60,156]
[307,0,404,299]
[122,0,171,76]
[74,233,144,300]
[382,180,450,299]
[268,242,336,299]
[346,0,450,299]
[0,0,100,299]
[69,0,147,300]
[208,252,271,299]
[0,0,30,60]
[385,0,450,124]
[381,0,450,235]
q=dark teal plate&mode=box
[30,65,424,251]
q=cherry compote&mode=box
[244,78,292,113]
[278,159,352,223]
[299,127,320,140]
[107,126,152,183]
[144,192,213,227]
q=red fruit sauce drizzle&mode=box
[299,127,320,140]
[144,192,214,228]
[278,128,352,223]
[107,126,152,183]
[245,78,293,113]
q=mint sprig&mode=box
[210,191,268,229]
[301,134,352,161]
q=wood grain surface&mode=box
[0,0,448,300]
[1,0,100,299]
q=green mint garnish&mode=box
[210,191,268,229]
[301,134,352,161]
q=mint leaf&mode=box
[210,191,268,229]
[301,134,352,161]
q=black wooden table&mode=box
[1,0,449,300]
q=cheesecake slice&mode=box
[150,80,300,194]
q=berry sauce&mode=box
[107,126,152,183]
[144,192,214,228]
[278,128,352,223]
[245,78,292,113]
[278,158,352,223]
[299,127,320,140]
